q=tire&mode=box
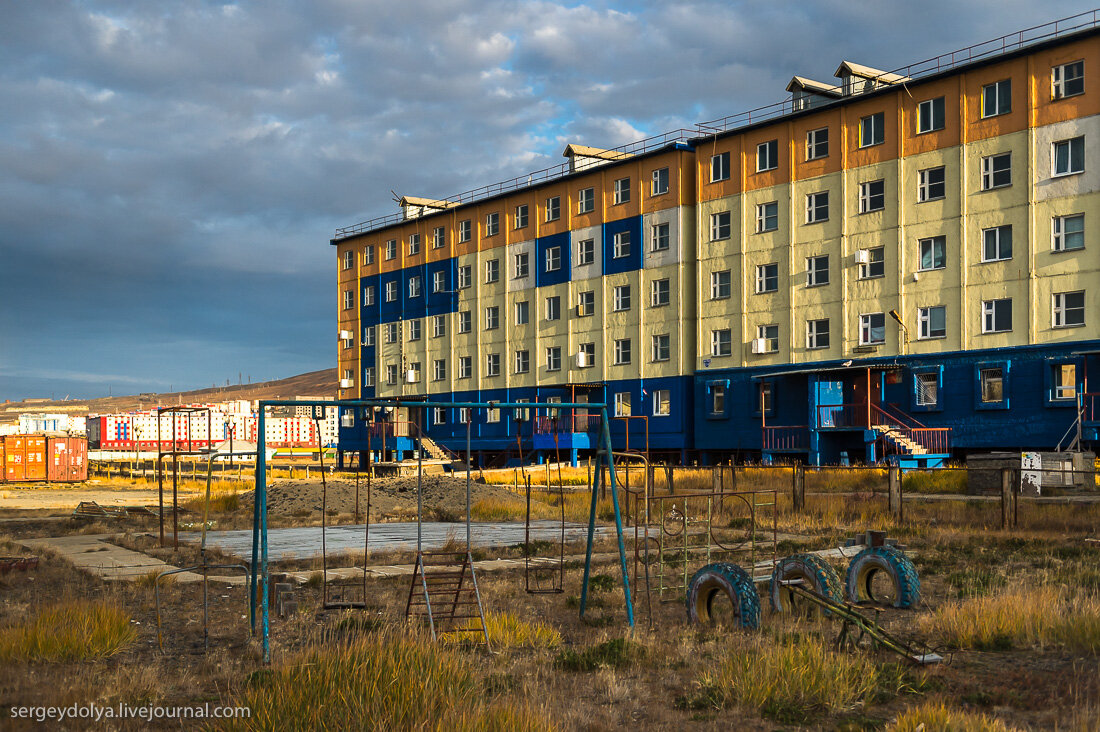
[845,546,920,609]
[686,562,760,630]
[769,553,843,614]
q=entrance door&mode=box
[816,380,844,427]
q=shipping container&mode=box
[3,435,46,482]
[1,434,87,483]
[47,436,87,482]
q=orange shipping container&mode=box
[47,436,87,482]
[3,434,84,483]
[0,439,5,484]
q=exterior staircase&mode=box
[417,433,468,469]
[871,424,927,455]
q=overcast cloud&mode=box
[1,0,1094,400]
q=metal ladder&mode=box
[405,551,489,646]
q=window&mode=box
[342,250,353,270]
[485,213,499,237]
[918,305,947,339]
[652,334,670,362]
[1053,60,1085,99]
[755,263,778,293]
[408,233,421,255]
[408,275,421,298]
[485,407,500,423]
[758,324,779,353]
[859,112,885,147]
[651,167,669,195]
[711,329,732,357]
[859,179,885,213]
[458,219,471,243]
[457,265,472,289]
[806,255,829,286]
[614,392,631,417]
[363,326,375,346]
[859,246,885,279]
[432,226,445,249]
[981,298,1012,333]
[432,406,446,424]
[1053,291,1085,328]
[545,246,561,272]
[981,152,1012,190]
[458,356,472,379]
[546,346,562,372]
[980,368,1004,403]
[432,271,445,293]
[613,177,631,204]
[513,251,529,278]
[385,281,397,302]
[757,139,778,172]
[545,296,560,321]
[613,230,631,258]
[918,96,945,133]
[915,373,939,407]
[1052,214,1085,251]
[458,311,471,333]
[514,204,528,229]
[342,335,353,350]
[614,339,631,365]
[806,191,829,223]
[711,151,730,182]
[514,350,530,374]
[756,202,778,232]
[860,313,886,345]
[806,319,829,350]
[407,363,420,383]
[758,382,773,412]
[1053,136,1085,176]
[433,359,446,382]
[385,364,398,385]
[485,353,500,377]
[363,285,375,306]
[918,236,946,271]
[613,285,631,311]
[384,322,398,343]
[982,225,1012,262]
[981,79,1011,117]
[710,384,726,415]
[711,270,731,299]
[484,306,499,330]
[578,290,595,317]
[806,127,829,160]
[651,278,670,306]
[363,367,374,387]
[1053,364,1077,400]
[579,342,595,368]
[545,196,560,222]
[652,390,670,416]
[432,315,446,338]
[514,300,529,325]
[710,211,731,241]
[363,246,375,265]
[578,238,595,265]
[918,166,946,202]
[385,239,397,260]
[485,258,499,283]
[651,222,670,252]
[407,319,421,341]
[578,187,595,214]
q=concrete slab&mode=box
[18,534,244,583]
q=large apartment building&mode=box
[332,15,1100,466]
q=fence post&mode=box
[888,466,903,521]
[1001,467,1017,529]
[792,464,805,512]
[712,467,721,494]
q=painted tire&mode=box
[769,553,843,614]
[686,562,760,630]
[845,546,920,609]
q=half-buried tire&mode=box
[686,562,760,630]
[845,545,920,609]
[769,553,843,614]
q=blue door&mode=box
[816,380,844,427]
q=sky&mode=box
[1,0,1096,401]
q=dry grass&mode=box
[442,611,561,650]
[902,468,969,494]
[218,626,550,731]
[886,700,1022,731]
[0,601,136,662]
[920,585,1100,653]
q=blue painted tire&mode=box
[769,553,843,614]
[845,546,920,609]
[686,562,760,630]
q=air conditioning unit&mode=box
[406,369,419,383]
[854,249,870,265]
[750,338,768,354]
[339,378,354,388]
[340,413,355,428]
[339,329,352,340]
[576,351,589,368]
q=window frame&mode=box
[806,126,829,160]
[651,278,670,307]
[757,139,778,172]
[613,177,631,205]
[711,329,732,357]
[858,111,885,148]
[613,230,631,259]
[806,318,830,350]
[805,190,829,224]
[408,232,421,255]
[514,300,529,326]
[1052,213,1085,252]
[756,201,779,233]
[1052,136,1085,177]
[514,350,530,375]
[917,305,947,340]
[917,166,946,202]
[858,179,885,213]
[546,346,562,372]
[980,152,1012,190]
[711,269,732,299]
[484,305,499,330]
[710,211,732,241]
[651,167,670,196]
[514,204,528,230]
[1052,290,1086,329]
[755,263,779,294]
[981,298,1012,334]
[514,251,529,279]
[578,238,596,266]
[545,295,561,322]
[859,312,886,345]
[485,258,500,283]
[918,236,946,272]
[1052,60,1085,99]
[458,219,472,243]
[981,225,1012,262]
[484,213,499,237]
[652,389,671,417]
[578,187,595,214]
[651,333,670,362]
[710,151,730,182]
[545,196,560,222]
[917,96,945,134]
[577,290,595,317]
[613,338,631,366]
[613,284,631,312]
[981,79,1012,118]
[651,222,670,252]
[806,255,829,287]
[545,246,561,272]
